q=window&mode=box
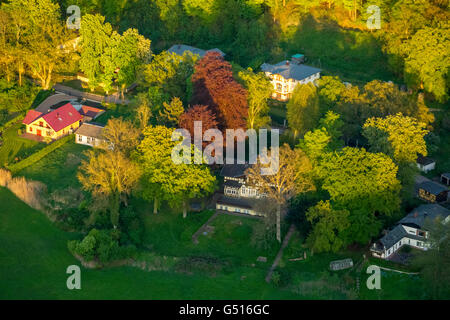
[78,135,83,142]
[29,127,32,132]
[417,241,422,247]
[47,131,51,136]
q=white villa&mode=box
[261,54,321,101]
[370,204,450,259]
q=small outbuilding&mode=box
[417,181,449,203]
[441,173,450,186]
[416,155,435,173]
[75,123,105,147]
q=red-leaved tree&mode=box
[179,105,218,146]
[191,52,248,130]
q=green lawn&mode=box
[0,123,45,167]
[0,187,302,299]
[16,140,89,192]
[276,231,427,300]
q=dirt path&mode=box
[192,211,220,244]
[265,224,296,283]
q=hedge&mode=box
[9,134,73,174]
[0,113,25,134]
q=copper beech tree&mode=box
[191,51,248,130]
[246,144,314,242]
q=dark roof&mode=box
[417,155,435,166]
[220,164,250,178]
[379,225,407,249]
[167,44,225,57]
[76,123,105,139]
[261,60,321,81]
[224,180,242,188]
[418,181,448,195]
[216,195,253,209]
[399,204,450,229]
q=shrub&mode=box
[68,228,135,264]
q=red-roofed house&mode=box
[23,104,83,140]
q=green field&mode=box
[0,187,302,299]
[16,140,89,192]
[0,123,45,167]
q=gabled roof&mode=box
[399,204,450,229]
[23,110,43,125]
[42,103,82,132]
[79,105,105,119]
[76,123,105,139]
[261,60,321,81]
[220,163,250,178]
[417,155,435,166]
[418,181,448,195]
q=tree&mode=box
[286,82,320,139]
[78,149,141,228]
[2,0,73,89]
[135,126,216,217]
[158,97,184,127]
[191,51,248,130]
[140,50,198,102]
[306,200,350,253]
[413,217,450,299]
[133,93,152,130]
[316,147,401,245]
[80,14,150,94]
[403,23,449,102]
[318,76,346,112]
[238,68,272,129]
[102,117,141,156]
[363,113,428,164]
[178,104,218,144]
[246,144,314,242]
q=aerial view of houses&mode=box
[0,0,449,309]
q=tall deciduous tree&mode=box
[238,68,272,129]
[286,82,320,139]
[102,117,141,156]
[306,200,350,253]
[136,126,216,217]
[191,52,248,130]
[78,149,141,228]
[178,104,218,144]
[316,147,401,245]
[246,144,314,242]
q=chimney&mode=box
[286,61,290,66]
[414,212,418,218]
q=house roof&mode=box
[42,103,82,132]
[220,163,250,178]
[292,53,304,59]
[23,110,43,125]
[418,181,448,195]
[216,195,253,209]
[399,204,450,229]
[417,155,435,166]
[167,44,225,57]
[224,179,243,188]
[261,60,321,81]
[76,123,105,139]
[79,105,105,119]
